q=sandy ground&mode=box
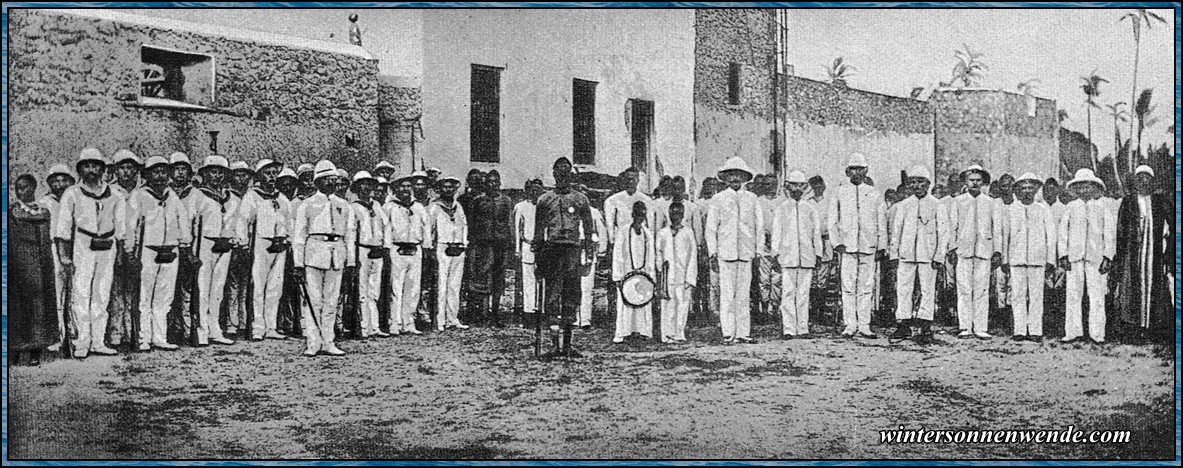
[6,317,1175,461]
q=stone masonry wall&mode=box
[7,9,380,187]
[931,89,1058,184]
[377,75,422,175]
[693,9,777,181]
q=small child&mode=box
[612,201,655,343]
[658,202,697,342]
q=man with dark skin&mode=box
[694,177,720,323]
[105,150,142,349]
[168,152,202,345]
[37,164,76,352]
[297,164,317,200]
[467,170,514,327]
[534,158,597,357]
[1113,165,1173,343]
[414,173,438,327]
[514,179,546,327]
[1004,174,1056,342]
[230,163,254,197]
[456,169,485,324]
[947,166,1003,339]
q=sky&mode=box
[785,8,1177,151]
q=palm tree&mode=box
[1133,88,1159,165]
[1057,109,1070,124]
[950,44,987,87]
[1119,9,1168,167]
[826,57,855,87]
[1104,102,1129,190]
[1079,71,1108,171]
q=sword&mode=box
[535,276,544,357]
[298,278,321,331]
[189,216,204,346]
[61,262,77,358]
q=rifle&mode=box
[350,218,362,339]
[245,219,257,338]
[535,277,544,357]
[60,245,77,358]
[189,215,204,346]
[131,215,146,350]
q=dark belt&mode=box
[77,227,115,239]
[309,233,343,242]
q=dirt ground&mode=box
[6,316,1175,461]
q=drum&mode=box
[620,270,656,308]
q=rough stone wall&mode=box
[931,89,1058,184]
[7,9,380,186]
[779,75,934,190]
[377,75,423,175]
[693,9,777,181]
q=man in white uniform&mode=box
[293,160,355,356]
[1005,173,1057,341]
[386,171,430,335]
[947,164,1003,340]
[55,148,127,358]
[350,171,392,339]
[658,201,697,342]
[706,157,763,344]
[1058,168,1115,343]
[428,176,470,331]
[772,171,823,339]
[125,156,191,351]
[236,159,292,341]
[38,163,75,351]
[191,156,238,346]
[514,179,544,326]
[888,166,946,344]
[827,153,887,339]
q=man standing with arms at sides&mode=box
[293,160,355,356]
[237,159,292,342]
[827,154,887,339]
[191,156,238,346]
[105,150,142,349]
[576,185,608,329]
[224,160,254,338]
[772,171,823,340]
[275,167,302,337]
[38,164,75,352]
[349,171,392,339]
[534,157,597,357]
[947,164,1003,340]
[168,152,201,345]
[514,179,544,327]
[694,177,720,324]
[468,170,515,328]
[756,173,782,323]
[414,173,438,329]
[706,156,763,344]
[457,169,485,325]
[991,173,1016,328]
[887,166,945,344]
[125,156,191,351]
[56,148,127,358]
[386,171,430,336]
[1041,178,1067,335]
[1057,169,1115,344]
[807,175,838,326]
[1005,173,1056,342]
[1113,165,1173,344]
[428,175,470,332]
[604,167,654,322]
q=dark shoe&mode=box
[913,333,934,345]
[890,327,912,341]
[1012,335,1025,342]
[858,332,879,339]
[736,337,757,344]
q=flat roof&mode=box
[40,8,374,60]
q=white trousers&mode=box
[53,243,65,342]
[436,251,465,328]
[250,248,286,338]
[660,285,691,341]
[578,257,597,326]
[955,257,991,333]
[840,253,875,335]
[614,299,652,339]
[1010,265,1045,336]
[70,240,116,353]
[896,262,936,321]
[358,256,383,337]
[196,245,231,344]
[780,267,812,336]
[719,259,752,339]
[388,251,422,332]
[1065,260,1105,341]
[303,267,342,352]
[522,262,538,314]
[139,259,178,347]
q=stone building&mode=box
[7,8,380,182]
[930,88,1059,185]
[419,9,696,190]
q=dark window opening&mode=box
[470,64,502,163]
[727,62,742,105]
[140,46,214,107]
[629,99,654,175]
[573,79,597,165]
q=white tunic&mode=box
[706,187,764,262]
[826,184,886,255]
[1057,199,1116,264]
[1005,201,1057,267]
[890,196,947,264]
[292,192,356,270]
[771,198,824,268]
[948,192,1003,260]
[658,225,698,288]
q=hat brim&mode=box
[718,169,753,183]
[395,175,429,185]
[960,168,992,185]
[1068,178,1105,189]
[199,164,229,173]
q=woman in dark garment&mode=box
[9,174,62,365]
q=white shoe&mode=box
[91,346,118,356]
[455,323,470,330]
[47,343,61,352]
[211,337,235,345]
[958,330,973,338]
[154,342,179,350]
[302,348,319,357]
[974,332,993,340]
[405,329,423,336]
[612,337,625,344]
[323,345,346,356]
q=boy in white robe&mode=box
[612,201,656,343]
[658,201,697,342]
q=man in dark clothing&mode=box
[534,158,597,357]
[1114,165,1174,344]
[457,169,485,324]
[467,170,516,327]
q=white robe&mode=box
[612,224,655,339]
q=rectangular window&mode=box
[572,79,597,165]
[727,62,742,105]
[140,45,215,107]
[470,64,502,163]
[629,99,654,174]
